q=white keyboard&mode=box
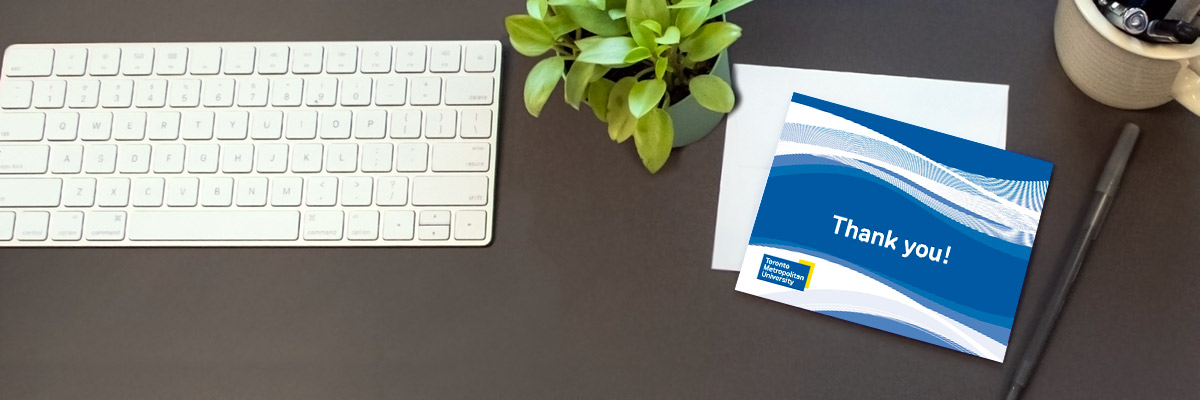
[0,41,500,247]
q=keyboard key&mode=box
[49,211,85,241]
[147,111,181,140]
[154,46,188,75]
[0,113,45,141]
[353,110,386,139]
[84,211,126,240]
[180,111,214,139]
[88,48,121,76]
[4,48,54,77]
[32,80,67,109]
[96,177,130,207]
[113,112,147,140]
[460,109,492,138]
[0,145,49,174]
[0,212,11,240]
[340,77,372,106]
[188,46,222,75]
[131,178,164,207]
[291,143,323,172]
[152,144,185,173]
[270,177,302,206]
[200,177,234,206]
[394,44,426,72]
[120,47,154,76]
[128,210,299,240]
[376,176,408,206]
[306,177,338,206]
[431,143,490,172]
[66,80,100,108]
[235,177,268,206]
[395,143,427,172]
[222,46,256,75]
[445,76,494,105]
[291,45,323,74]
[1,80,34,109]
[326,45,357,74]
[256,144,289,173]
[83,144,116,173]
[327,143,358,172]
[305,77,337,106]
[381,210,414,240]
[0,178,60,206]
[424,109,456,138]
[185,144,219,173]
[341,177,372,206]
[236,78,269,106]
[271,78,303,106]
[62,178,96,207]
[361,143,393,173]
[375,77,407,106]
[168,79,201,107]
[256,45,289,74]
[221,144,253,172]
[319,110,352,139]
[284,110,317,139]
[99,79,134,108]
[417,225,449,241]
[302,210,343,240]
[429,44,461,72]
[49,145,83,173]
[15,211,50,240]
[79,112,112,141]
[346,211,379,240]
[115,144,150,173]
[464,43,497,72]
[454,210,488,240]
[360,44,392,73]
[411,176,488,206]
[419,210,450,225]
[389,110,421,138]
[45,113,79,141]
[134,80,168,107]
[214,111,248,140]
[54,48,88,77]
[250,111,283,139]
[410,77,441,105]
[165,177,199,206]
[201,79,235,107]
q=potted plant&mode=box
[506,0,753,173]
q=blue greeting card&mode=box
[735,93,1053,362]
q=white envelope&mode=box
[711,64,1009,271]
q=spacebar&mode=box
[128,211,300,241]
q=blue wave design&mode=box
[768,159,1032,260]
[779,123,1047,243]
[747,240,1013,345]
[819,310,979,357]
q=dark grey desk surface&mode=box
[1,1,1197,399]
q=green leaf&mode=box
[587,78,615,122]
[506,15,556,57]
[563,61,596,110]
[668,0,710,9]
[606,77,638,142]
[626,0,669,27]
[547,0,590,5]
[607,9,626,20]
[577,36,638,65]
[706,0,754,19]
[673,3,708,37]
[527,0,549,19]
[544,14,581,37]
[679,21,741,62]
[634,108,674,173]
[556,5,629,36]
[640,20,662,35]
[655,57,667,79]
[589,66,611,82]
[630,21,656,50]
[628,78,666,118]
[588,0,606,9]
[656,26,680,44]
[688,74,735,113]
[524,56,565,117]
[623,47,652,64]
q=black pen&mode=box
[1003,124,1140,400]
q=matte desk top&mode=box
[1,1,1197,399]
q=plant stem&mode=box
[633,67,654,80]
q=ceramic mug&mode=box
[1055,0,1200,114]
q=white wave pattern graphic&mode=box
[776,104,1047,246]
[737,245,1007,362]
